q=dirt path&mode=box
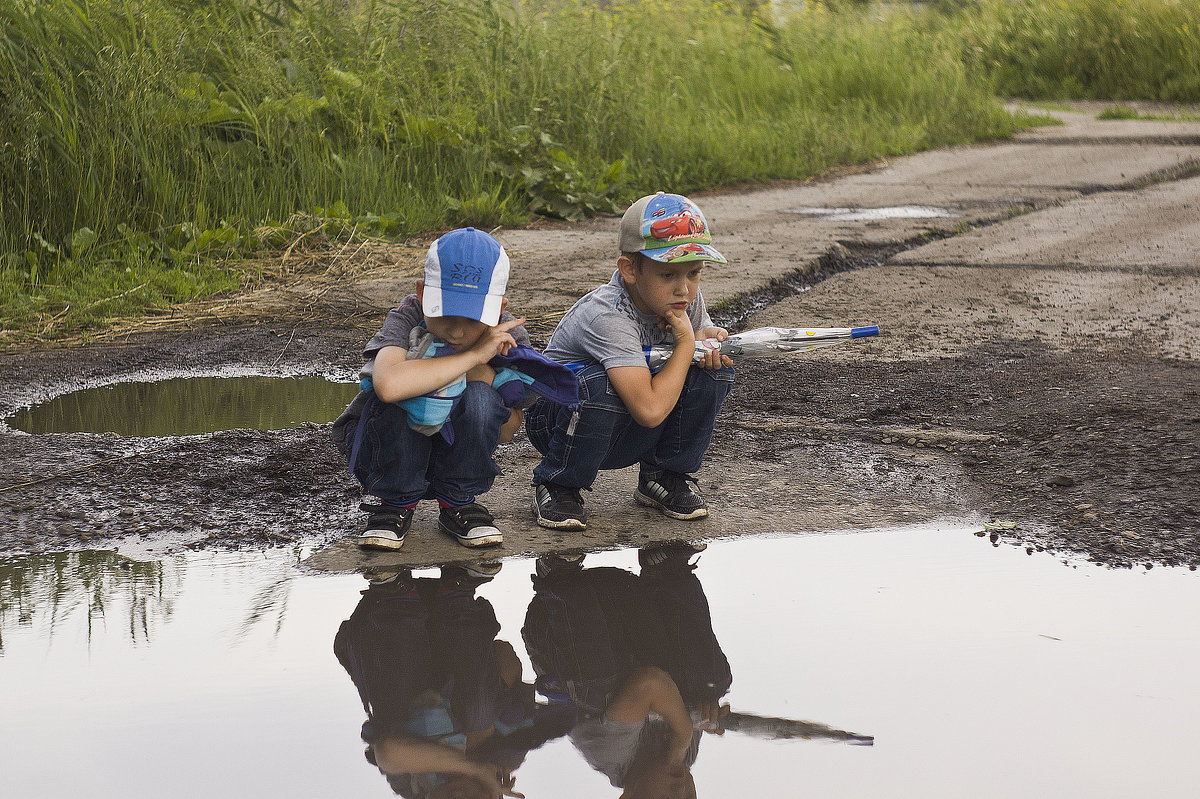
[1,103,1197,570]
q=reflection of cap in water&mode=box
[423,227,510,325]
[618,192,726,265]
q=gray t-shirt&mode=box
[543,271,712,369]
[358,294,530,383]
[568,714,700,788]
[330,294,530,452]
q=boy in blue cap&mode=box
[333,227,577,550]
[526,193,735,530]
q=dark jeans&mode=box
[353,380,509,505]
[333,579,504,737]
[521,562,732,713]
[526,362,734,489]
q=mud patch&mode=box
[710,239,924,330]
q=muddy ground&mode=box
[1,103,1197,571]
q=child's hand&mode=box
[660,309,695,349]
[695,326,733,370]
[697,700,730,734]
[465,763,524,798]
[468,317,526,362]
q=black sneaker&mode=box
[634,471,708,520]
[357,502,414,550]
[533,483,587,530]
[438,502,503,548]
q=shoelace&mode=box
[658,472,700,495]
[448,503,494,526]
[548,484,583,504]
[360,502,413,519]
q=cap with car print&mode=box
[618,192,727,265]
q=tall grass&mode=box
[1,0,1026,340]
[955,0,1200,101]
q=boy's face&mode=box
[620,255,704,319]
[416,280,506,350]
[423,313,489,351]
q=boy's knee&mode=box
[458,380,508,424]
[682,363,735,403]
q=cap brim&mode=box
[641,243,727,265]
[422,286,504,326]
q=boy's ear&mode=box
[415,279,425,302]
[617,254,638,285]
[500,297,509,314]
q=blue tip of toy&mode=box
[850,325,880,338]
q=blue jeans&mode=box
[333,578,504,737]
[352,380,509,505]
[522,561,732,712]
[526,362,734,489]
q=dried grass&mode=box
[3,224,431,352]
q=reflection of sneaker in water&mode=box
[461,560,503,579]
[535,552,586,579]
[441,561,503,590]
[438,502,503,547]
[639,542,707,571]
[533,483,587,530]
[363,568,415,592]
[357,502,414,550]
[635,470,708,520]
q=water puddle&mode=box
[5,376,359,436]
[782,205,956,221]
[2,526,1197,797]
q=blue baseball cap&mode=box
[422,227,510,325]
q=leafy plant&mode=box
[488,125,626,221]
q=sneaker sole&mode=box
[463,562,504,578]
[532,499,587,530]
[357,533,406,551]
[634,489,709,520]
[438,522,503,548]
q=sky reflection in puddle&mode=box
[1,525,1198,798]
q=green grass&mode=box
[3,0,1194,343]
[1097,104,1200,121]
[1097,105,1145,120]
[954,0,1200,102]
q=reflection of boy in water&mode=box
[522,547,732,798]
[334,568,570,799]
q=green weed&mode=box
[1098,105,1144,120]
[954,0,1200,102]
